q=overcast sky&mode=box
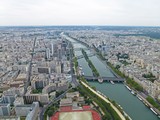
[0,0,160,26]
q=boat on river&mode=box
[136,95,142,101]
[125,85,131,91]
[110,80,115,85]
[131,90,136,95]
[79,65,82,70]
[82,72,84,76]
[98,78,103,83]
[150,108,158,115]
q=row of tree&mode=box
[146,96,160,111]
[82,49,100,77]
[107,62,143,92]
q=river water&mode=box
[65,35,159,120]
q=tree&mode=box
[115,65,120,69]
[47,110,54,117]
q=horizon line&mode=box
[0,25,160,28]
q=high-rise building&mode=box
[57,44,62,60]
[15,102,39,120]
[23,94,49,104]
[2,95,16,105]
[26,102,39,120]
[15,104,32,116]
[56,61,61,74]
[46,48,50,60]
[51,43,54,56]
[0,103,11,116]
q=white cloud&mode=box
[0,0,160,26]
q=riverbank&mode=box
[107,62,160,116]
[93,45,160,116]
[80,80,126,120]
[64,34,159,120]
[84,40,160,118]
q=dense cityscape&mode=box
[0,26,159,120]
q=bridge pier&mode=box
[83,75,125,82]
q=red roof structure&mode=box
[51,106,101,120]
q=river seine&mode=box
[65,34,159,120]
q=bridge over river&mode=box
[76,53,95,59]
[83,75,125,82]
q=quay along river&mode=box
[64,34,159,120]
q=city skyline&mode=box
[0,25,160,119]
[1,0,160,26]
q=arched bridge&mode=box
[83,76,125,82]
[76,53,95,59]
